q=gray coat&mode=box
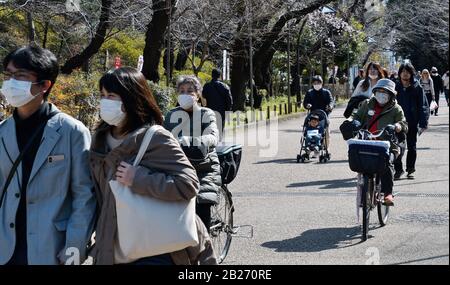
[0,104,96,265]
[164,106,221,204]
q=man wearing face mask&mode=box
[303,75,334,150]
[351,79,408,205]
[0,46,96,265]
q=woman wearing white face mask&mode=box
[89,68,217,265]
[164,75,221,233]
[352,62,385,99]
[351,79,408,205]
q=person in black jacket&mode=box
[303,75,334,150]
[352,69,364,90]
[430,67,444,116]
[202,69,233,136]
[303,75,334,115]
[394,62,430,180]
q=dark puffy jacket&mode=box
[164,106,221,204]
[395,79,429,129]
[303,88,334,115]
[343,95,367,118]
[202,79,233,117]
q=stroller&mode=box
[296,109,331,163]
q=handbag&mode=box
[430,100,438,111]
[110,125,198,264]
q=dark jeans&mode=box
[121,254,174,265]
[394,127,418,173]
[381,162,394,196]
[196,202,213,232]
[425,91,434,114]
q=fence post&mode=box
[284,103,287,115]
[279,104,282,115]
[267,106,270,120]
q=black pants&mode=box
[381,162,394,196]
[425,91,435,114]
[394,127,418,173]
[196,203,213,232]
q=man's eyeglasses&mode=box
[1,71,38,81]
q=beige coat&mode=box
[89,123,217,265]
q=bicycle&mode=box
[210,143,242,264]
[347,126,398,241]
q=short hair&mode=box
[3,45,59,100]
[212,68,221,79]
[176,75,203,94]
[312,75,323,84]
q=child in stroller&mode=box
[297,110,330,163]
[305,114,324,155]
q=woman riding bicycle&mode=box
[351,79,408,206]
[164,75,222,231]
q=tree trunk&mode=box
[230,34,249,111]
[163,45,175,80]
[253,0,334,96]
[60,0,112,74]
[175,44,191,70]
[26,11,36,44]
[142,0,177,83]
[42,21,49,49]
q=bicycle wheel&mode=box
[210,185,234,264]
[377,179,390,226]
[361,176,372,241]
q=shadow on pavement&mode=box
[287,177,357,189]
[387,254,449,265]
[255,158,299,164]
[261,226,362,252]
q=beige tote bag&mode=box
[110,125,198,264]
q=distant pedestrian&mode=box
[430,67,444,116]
[442,70,449,106]
[352,69,364,90]
[419,69,435,115]
[202,69,233,136]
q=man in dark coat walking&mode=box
[202,69,233,137]
[394,63,430,180]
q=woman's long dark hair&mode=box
[398,63,416,84]
[98,67,163,135]
[361,62,385,92]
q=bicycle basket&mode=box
[216,143,242,184]
[347,139,390,174]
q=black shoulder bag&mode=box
[0,110,59,208]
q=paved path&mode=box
[222,97,449,265]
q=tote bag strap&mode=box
[133,125,164,167]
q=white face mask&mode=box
[368,74,378,80]
[178,94,197,110]
[0,78,42,107]
[374,92,390,105]
[313,84,322,91]
[100,98,126,126]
